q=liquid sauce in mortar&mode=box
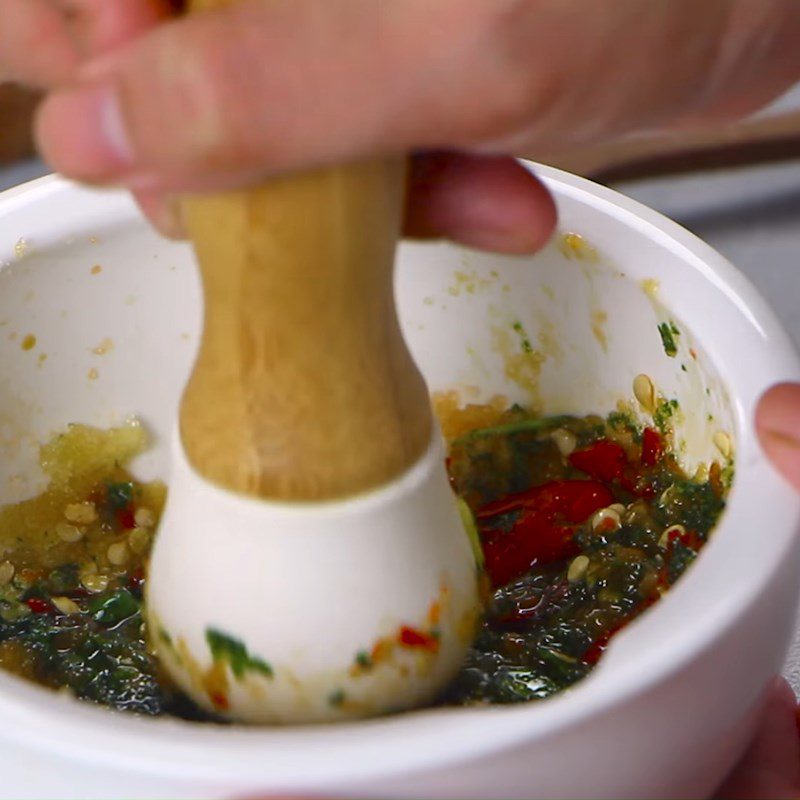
[0,401,726,718]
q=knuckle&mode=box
[120,20,247,170]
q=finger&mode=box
[54,0,173,58]
[714,677,800,800]
[404,152,556,254]
[132,188,186,239]
[133,152,558,252]
[0,0,80,86]
[35,0,800,189]
[756,383,800,492]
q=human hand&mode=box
[714,677,800,799]
[3,0,800,247]
[757,384,800,492]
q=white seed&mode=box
[659,524,686,548]
[550,428,577,457]
[693,463,709,482]
[713,431,733,460]
[81,573,109,593]
[608,503,626,516]
[659,486,675,506]
[56,522,83,543]
[633,374,657,414]
[64,502,97,524]
[128,527,150,554]
[591,507,621,533]
[107,542,128,566]
[133,507,155,528]
[51,596,80,615]
[567,555,590,583]
[0,561,15,585]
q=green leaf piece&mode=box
[205,628,273,680]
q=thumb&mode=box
[756,383,800,492]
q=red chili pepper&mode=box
[210,691,229,711]
[569,440,629,482]
[478,480,614,587]
[667,528,704,552]
[398,626,439,652]
[583,597,659,665]
[25,597,51,614]
[582,628,615,666]
[641,428,663,467]
[477,480,613,522]
[116,507,136,530]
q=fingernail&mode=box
[36,82,134,182]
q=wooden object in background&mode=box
[541,111,800,182]
[0,85,38,164]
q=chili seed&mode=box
[133,507,155,528]
[633,374,656,414]
[693,463,709,482]
[0,561,14,585]
[64,502,97,524]
[591,507,621,533]
[128,527,150,554]
[52,596,80,615]
[107,542,128,566]
[81,573,109,593]
[550,428,577,457]
[659,524,686,548]
[713,431,732,460]
[56,522,83,543]
[567,555,590,583]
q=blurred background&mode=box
[3,82,800,688]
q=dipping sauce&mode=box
[0,403,727,716]
[439,403,726,704]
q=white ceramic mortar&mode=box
[0,163,796,799]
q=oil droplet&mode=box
[90,264,102,275]
[91,337,113,356]
[21,334,36,351]
[87,368,99,380]
[13,239,28,259]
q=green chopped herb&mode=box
[328,689,346,707]
[512,320,533,354]
[89,589,140,626]
[105,481,134,510]
[452,415,574,446]
[355,650,372,669]
[607,411,642,441]
[205,628,273,680]
[653,399,679,434]
[657,321,679,357]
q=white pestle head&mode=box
[146,427,482,723]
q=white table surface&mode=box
[2,158,800,692]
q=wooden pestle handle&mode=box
[179,0,431,502]
[179,141,431,501]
